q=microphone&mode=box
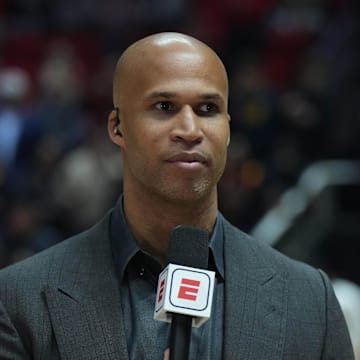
[154,226,216,360]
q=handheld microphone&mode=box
[154,226,216,360]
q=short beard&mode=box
[155,175,217,205]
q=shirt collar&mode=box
[110,196,224,280]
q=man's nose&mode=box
[170,106,203,144]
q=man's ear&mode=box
[108,108,125,148]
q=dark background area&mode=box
[0,0,359,277]
[1,0,360,355]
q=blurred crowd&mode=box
[0,0,359,268]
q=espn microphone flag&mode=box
[154,263,215,327]
[157,226,213,360]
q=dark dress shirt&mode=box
[110,197,224,359]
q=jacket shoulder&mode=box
[222,217,354,359]
[0,211,112,289]
[223,217,323,281]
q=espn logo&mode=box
[170,269,210,311]
[178,278,200,301]
[158,279,166,303]
[154,264,215,327]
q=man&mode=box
[0,32,354,359]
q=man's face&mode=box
[114,44,230,204]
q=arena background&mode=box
[0,0,359,355]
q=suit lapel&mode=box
[44,216,129,360]
[223,222,287,359]
[45,284,128,360]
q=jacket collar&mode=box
[44,212,129,360]
[222,218,287,359]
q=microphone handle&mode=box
[169,313,192,360]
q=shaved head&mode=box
[112,32,228,109]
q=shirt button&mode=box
[139,267,145,276]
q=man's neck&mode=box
[122,189,218,265]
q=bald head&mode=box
[112,32,228,109]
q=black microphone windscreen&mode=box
[168,226,209,269]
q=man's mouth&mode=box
[166,152,208,169]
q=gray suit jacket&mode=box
[0,211,354,359]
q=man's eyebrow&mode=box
[199,93,224,102]
[146,91,177,100]
[145,92,225,102]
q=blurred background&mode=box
[0,0,359,355]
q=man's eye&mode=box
[155,101,174,112]
[199,103,218,114]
